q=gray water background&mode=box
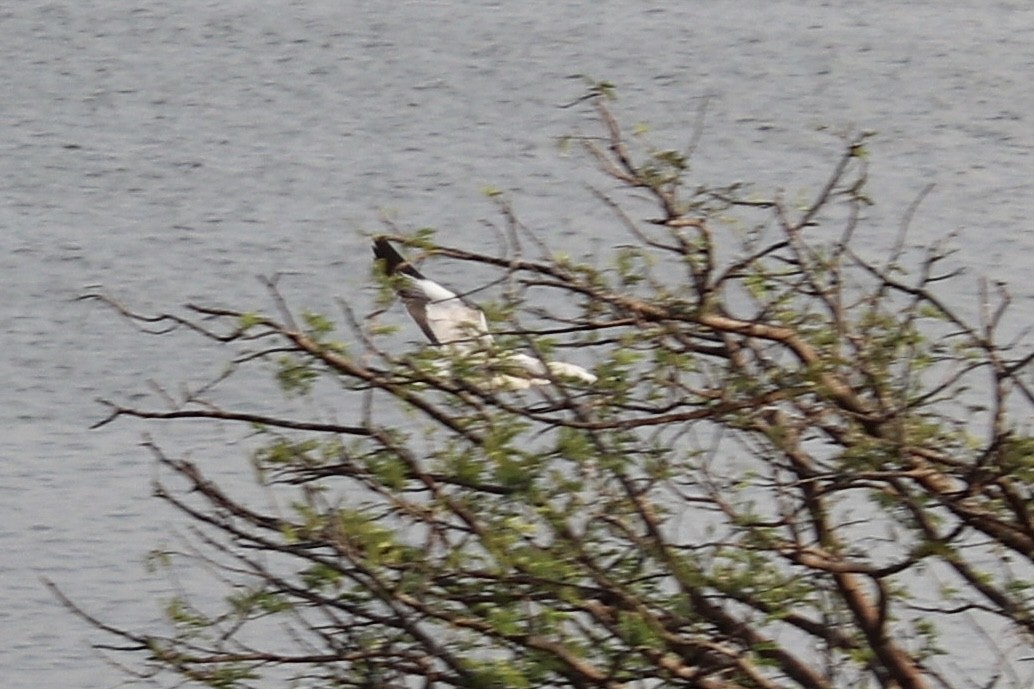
[3,2,1034,687]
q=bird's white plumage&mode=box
[506,353,598,384]
[375,239,597,387]
[406,276,490,349]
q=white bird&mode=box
[373,238,597,389]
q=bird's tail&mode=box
[373,238,424,279]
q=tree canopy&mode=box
[65,92,1034,689]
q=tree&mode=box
[62,91,1034,689]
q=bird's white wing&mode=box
[403,275,491,348]
[545,360,598,384]
[507,353,598,384]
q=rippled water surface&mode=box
[3,2,1033,686]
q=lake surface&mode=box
[3,1,1033,686]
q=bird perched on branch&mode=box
[373,237,597,389]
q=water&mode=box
[3,1,1033,686]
